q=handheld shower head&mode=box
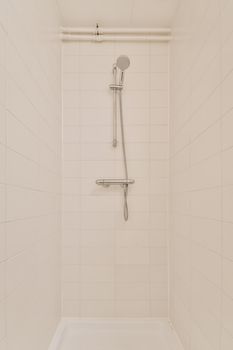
[116,55,130,85]
[116,55,130,71]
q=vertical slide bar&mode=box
[112,65,117,147]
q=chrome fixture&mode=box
[116,55,130,85]
[111,64,118,147]
[96,179,135,187]
[116,55,130,70]
[96,55,135,221]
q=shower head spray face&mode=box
[116,55,130,71]
[116,55,130,85]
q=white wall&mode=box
[0,1,61,349]
[170,0,233,349]
[62,41,169,317]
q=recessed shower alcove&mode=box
[0,0,233,349]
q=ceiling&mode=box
[57,0,179,27]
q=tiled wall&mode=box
[170,0,233,349]
[0,1,61,349]
[62,41,169,317]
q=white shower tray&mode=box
[48,318,184,350]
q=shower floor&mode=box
[49,319,183,350]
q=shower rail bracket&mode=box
[96,178,135,188]
[109,84,123,91]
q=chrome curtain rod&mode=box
[61,34,171,42]
[61,26,171,34]
[61,25,172,42]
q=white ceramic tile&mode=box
[150,73,168,90]
[116,300,150,317]
[223,186,233,222]
[116,282,150,300]
[190,87,221,141]
[126,72,150,90]
[116,229,149,247]
[81,246,115,265]
[0,300,6,342]
[191,269,221,319]
[80,266,114,282]
[61,40,169,319]
[63,55,76,72]
[62,265,80,282]
[78,55,115,73]
[115,42,150,56]
[150,125,168,143]
[191,154,221,190]
[190,122,221,165]
[124,90,150,108]
[124,108,150,125]
[81,229,115,246]
[222,222,233,261]
[191,217,221,254]
[6,112,39,162]
[62,228,81,246]
[116,265,150,283]
[79,42,115,56]
[78,72,112,91]
[63,108,79,126]
[222,30,233,79]
[222,69,233,115]
[222,0,233,43]
[63,43,79,56]
[62,299,80,317]
[222,258,233,299]
[222,293,233,338]
[63,247,81,265]
[221,328,233,350]
[150,108,168,125]
[170,0,233,348]
[222,109,233,150]
[80,300,115,317]
[81,282,115,300]
[150,56,168,72]
[116,247,150,265]
[150,91,169,108]
[0,184,6,223]
[0,1,61,347]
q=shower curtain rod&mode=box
[61,27,171,34]
[61,34,171,42]
[61,26,172,42]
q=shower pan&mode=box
[96,55,135,220]
[49,319,184,350]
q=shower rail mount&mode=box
[96,179,135,187]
